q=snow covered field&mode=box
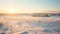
[0,15,60,34]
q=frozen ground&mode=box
[0,15,60,34]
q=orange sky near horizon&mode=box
[0,0,60,14]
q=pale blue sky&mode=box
[0,0,60,13]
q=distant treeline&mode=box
[32,13,60,17]
[0,13,60,17]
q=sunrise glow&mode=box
[0,0,60,13]
[7,8,16,14]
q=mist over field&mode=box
[0,14,60,34]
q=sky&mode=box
[0,0,60,13]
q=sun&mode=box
[6,8,17,14]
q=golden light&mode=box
[5,8,17,14]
